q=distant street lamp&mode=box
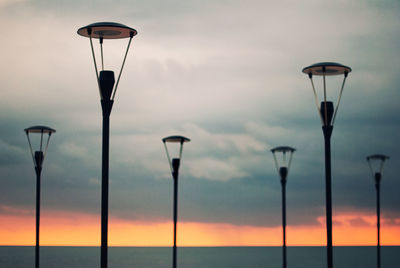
[77,22,137,268]
[24,125,56,268]
[162,135,191,268]
[302,62,351,268]
[367,154,390,268]
[271,146,295,268]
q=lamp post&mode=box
[302,62,351,268]
[367,154,389,268]
[271,146,295,268]
[162,135,190,268]
[24,125,56,268]
[77,22,137,268]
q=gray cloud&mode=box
[0,0,399,231]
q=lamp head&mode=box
[302,62,351,76]
[366,154,389,181]
[24,125,56,168]
[77,22,137,39]
[77,22,137,101]
[302,62,351,126]
[24,125,56,135]
[162,135,190,174]
[271,146,296,180]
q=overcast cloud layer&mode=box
[1,0,399,229]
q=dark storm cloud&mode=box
[0,0,399,231]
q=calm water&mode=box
[0,246,398,268]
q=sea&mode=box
[0,246,398,268]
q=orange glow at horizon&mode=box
[1,210,399,246]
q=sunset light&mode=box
[1,210,399,247]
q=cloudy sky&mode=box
[0,0,399,246]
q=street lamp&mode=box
[77,22,137,268]
[367,154,389,268]
[271,146,295,268]
[302,62,351,268]
[24,125,56,268]
[162,135,190,268]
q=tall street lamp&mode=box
[162,135,191,268]
[77,22,137,268]
[271,146,295,268]
[24,125,56,268]
[302,62,351,268]
[367,154,389,268]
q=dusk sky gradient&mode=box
[0,0,399,246]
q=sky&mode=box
[0,0,400,246]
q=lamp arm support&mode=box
[308,75,324,125]
[42,132,52,161]
[163,142,173,173]
[100,37,104,71]
[287,153,293,173]
[112,36,133,101]
[26,132,36,166]
[179,141,184,159]
[272,153,280,174]
[331,73,348,126]
[39,130,43,152]
[323,70,328,126]
[88,33,101,99]
[379,159,386,174]
[367,160,375,178]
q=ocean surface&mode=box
[0,246,398,268]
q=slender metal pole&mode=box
[35,165,42,268]
[100,98,113,268]
[98,70,115,268]
[323,125,333,268]
[375,173,381,268]
[281,176,287,268]
[173,173,178,268]
[101,109,109,268]
[172,158,180,268]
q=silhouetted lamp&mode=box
[24,125,56,268]
[77,22,137,268]
[162,135,190,268]
[302,62,351,268]
[271,146,295,268]
[367,154,390,268]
